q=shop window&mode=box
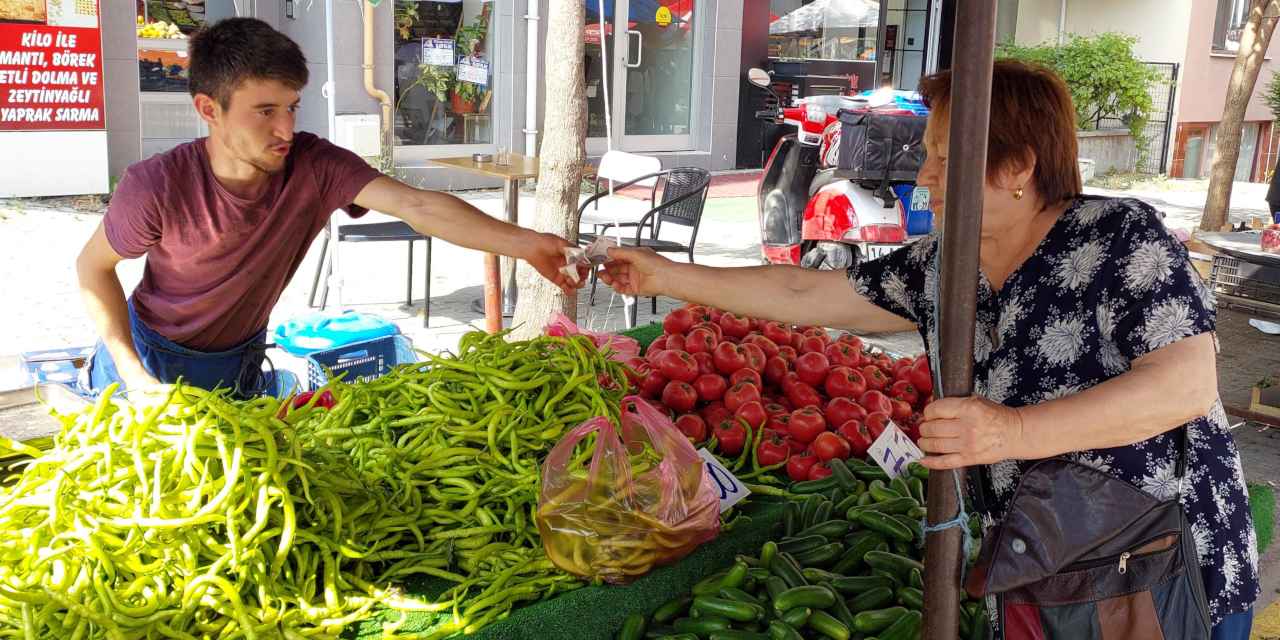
[768,0,879,61]
[1213,0,1249,53]
[393,0,495,147]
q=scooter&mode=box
[749,68,926,270]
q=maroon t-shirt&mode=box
[104,132,383,351]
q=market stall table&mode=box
[430,154,540,333]
[1198,231,1280,318]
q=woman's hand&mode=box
[917,396,1027,469]
[597,246,673,297]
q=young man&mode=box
[76,18,578,396]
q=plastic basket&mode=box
[304,335,417,390]
[1208,254,1280,313]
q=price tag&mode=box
[697,448,750,513]
[421,38,455,67]
[456,56,489,86]
[867,421,924,480]
[910,186,931,212]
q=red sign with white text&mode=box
[0,2,105,131]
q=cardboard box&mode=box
[1252,383,1280,419]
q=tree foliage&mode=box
[1264,70,1280,121]
[997,33,1163,141]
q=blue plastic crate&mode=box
[304,335,417,390]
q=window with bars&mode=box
[1213,0,1251,53]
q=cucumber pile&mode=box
[616,459,987,640]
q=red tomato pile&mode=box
[624,304,936,482]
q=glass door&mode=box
[584,0,700,154]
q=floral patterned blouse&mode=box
[847,195,1259,623]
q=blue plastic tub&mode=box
[891,185,934,236]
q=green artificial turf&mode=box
[620,322,663,353]
[351,499,787,639]
[1249,482,1275,554]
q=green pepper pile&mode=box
[615,459,986,640]
[0,332,628,640]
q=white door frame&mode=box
[586,0,702,154]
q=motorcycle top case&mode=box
[836,109,928,183]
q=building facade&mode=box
[73,1,945,192]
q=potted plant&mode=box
[450,5,491,114]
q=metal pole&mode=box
[923,1,996,639]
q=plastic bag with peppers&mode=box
[536,397,721,583]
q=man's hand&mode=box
[597,246,672,297]
[522,232,588,294]
[917,396,1027,470]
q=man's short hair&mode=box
[188,18,308,107]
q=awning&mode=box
[768,0,879,34]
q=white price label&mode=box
[456,56,489,86]
[697,448,751,513]
[867,421,924,479]
[421,38,455,67]
[910,186,931,212]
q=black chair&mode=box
[578,167,712,327]
[308,221,433,327]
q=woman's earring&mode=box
[1013,187,1024,200]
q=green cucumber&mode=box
[830,532,884,575]
[760,541,778,571]
[770,552,808,588]
[878,610,922,640]
[618,613,647,640]
[829,459,859,492]
[806,610,850,640]
[848,586,895,613]
[801,568,840,583]
[692,596,764,622]
[896,587,924,610]
[792,542,844,568]
[673,616,731,635]
[829,575,894,595]
[908,477,926,504]
[772,585,837,614]
[907,462,930,481]
[810,500,834,528]
[792,476,840,494]
[890,514,924,542]
[852,606,908,634]
[652,595,693,623]
[707,631,771,640]
[856,511,915,542]
[764,576,789,601]
[909,568,923,590]
[797,519,852,539]
[766,620,804,640]
[779,535,830,555]
[780,606,811,628]
[720,587,765,607]
[864,551,924,581]
[692,570,731,597]
[853,465,890,482]
[783,501,800,537]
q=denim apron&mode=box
[81,300,274,398]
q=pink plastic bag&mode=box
[536,397,720,583]
[543,312,641,363]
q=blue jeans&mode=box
[82,300,274,398]
[1212,609,1253,640]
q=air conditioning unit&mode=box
[335,114,381,158]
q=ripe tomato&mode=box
[786,452,819,482]
[714,419,748,456]
[799,335,827,355]
[684,327,718,354]
[825,396,868,428]
[785,380,823,410]
[890,380,920,407]
[865,411,892,440]
[692,373,728,403]
[794,351,831,387]
[787,407,827,443]
[859,389,894,416]
[762,321,793,348]
[837,419,875,457]
[692,352,717,376]
[724,381,762,413]
[777,345,799,364]
[862,365,890,391]
[890,398,913,422]
[763,356,790,387]
[734,401,768,431]
[825,342,862,369]
[764,402,789,418]
[740,342,768,372]
[718,312,752,339]
[812,432,852,461]
[639,370,669,398]
[700,402,732,429]
[808,461,835,481]
[674,414,708,442]
[825,366,868,399]
[730,368,764,389]
[713,342,748,375]
[743,334,780,359]
[661,381,698,413]
[663,307,696,335]
[756,432,791,467]
[655,350,699,383]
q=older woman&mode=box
[599,61,1258,638]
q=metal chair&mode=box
[308,221,433,327]
[579,150,663,233]
[578,167,712,328]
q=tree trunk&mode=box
[510,0,587,339]
[1200,0,1280,232]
